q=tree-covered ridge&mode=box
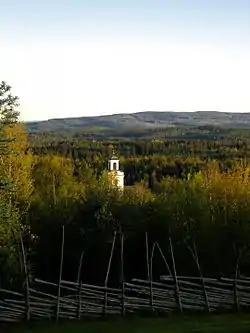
[26,110,250,138]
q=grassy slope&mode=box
[8,314,250,333]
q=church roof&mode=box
[110,155,119,160]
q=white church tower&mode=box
[108,153,124,190]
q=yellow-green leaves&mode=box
[1,123,33,206]
[33,155,83,204]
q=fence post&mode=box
[76,251,84,320]
[169,232,182,313]
[19,232,30,322]
[145,232,150,281]
[190,242,210,312]
[233,251,241,312]
[149,243,156,312]
[120,233,125,317]
[103,231,117,317]
[56,225,65,322]
[77,281,82,319]
[155,242,172,277]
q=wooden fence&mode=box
[1,227,250,323]
[1,276,250,322]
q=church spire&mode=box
[111,148,118,160]
[108,152,119,171]
[107,152,124,189]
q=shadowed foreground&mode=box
[7,314,250,333]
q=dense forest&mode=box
[1,81,250,295]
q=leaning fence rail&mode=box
[1,228,250,323]
[2,275,250,322]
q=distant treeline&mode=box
[28,131,250,186]
[28,123,250,140]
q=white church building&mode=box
[107,154,124,190]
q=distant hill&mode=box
[25,111,250,135]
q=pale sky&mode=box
[1,0,250,121]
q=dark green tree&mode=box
[0,81,20,190]
[0,80,20,124]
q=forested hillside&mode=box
[2,81,250,293]
[26,111,250,139]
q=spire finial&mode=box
[111,147,118,160]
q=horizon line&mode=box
[23,110,250,123]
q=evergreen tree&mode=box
[0,80,20,190]
[0,80,19,124]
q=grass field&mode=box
[6,314,250,333]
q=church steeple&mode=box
[108,149,120,171]
[107,150,124,189]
